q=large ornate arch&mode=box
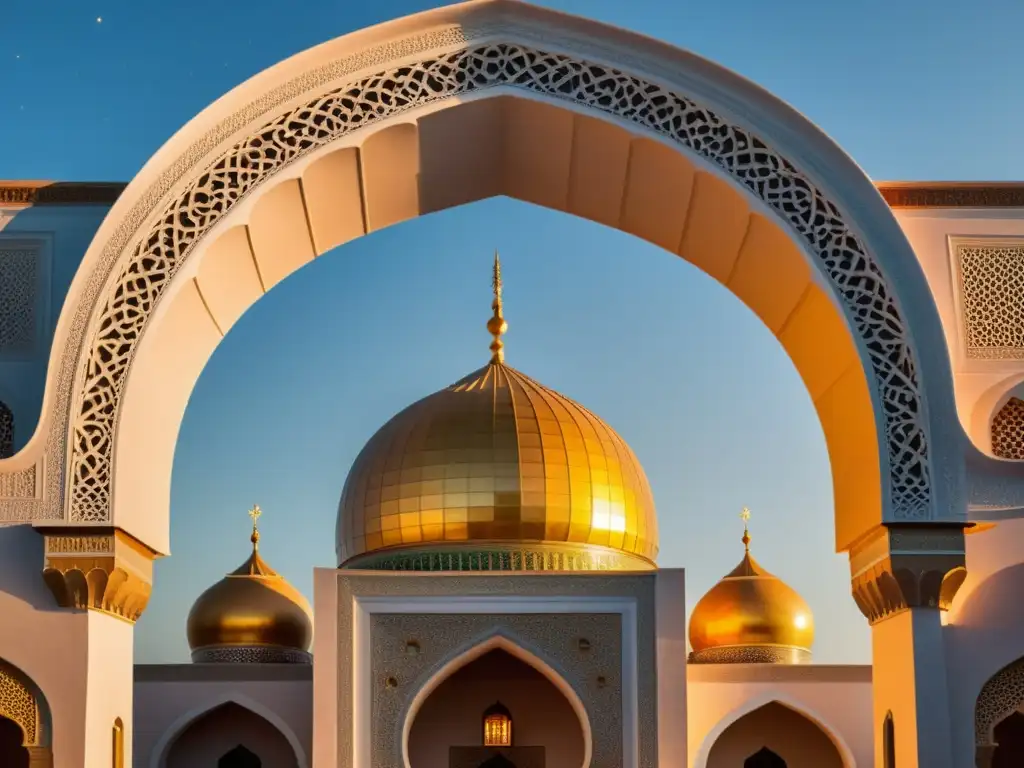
[0,0,960,552]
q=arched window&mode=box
[219,744,261,768]
[883,711,895,768]
[745,746,786,767]
[482,701,512,747]
[112,717,124,768]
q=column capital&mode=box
[37,527,158,623]
[849,523,968,624]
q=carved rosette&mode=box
[849,524,968,624]
[40,529,157,623]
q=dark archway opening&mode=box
[219,743,262,768]
[0,715,28,768]
[409,647,583,768]
[993,711,1024,768]
[745,746,787,768]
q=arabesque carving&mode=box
[59,32,932,527]
[0,660,43,746]
[991,397,1024,459]
[40,530,156,622]
[849,524,967,624]
[975,657,1024,749]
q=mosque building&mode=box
[126,256,866,768]
[3,2,1024,767]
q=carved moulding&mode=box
[57,19,933,531]
[848,524,968,624]
[39,529,157,622]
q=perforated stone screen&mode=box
[956,243,1024,359]
[991,398,1024,459]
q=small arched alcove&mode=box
[163,702,298,768]
[408,648,585,768]
[706,702,844,768]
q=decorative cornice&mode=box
[0,182,126,207]
[877,182,1024,209]
[848,523,968,624]
[39,528,158,622]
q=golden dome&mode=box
[336,255,658,571]
[688,510,814,664]
[187,506,312,663]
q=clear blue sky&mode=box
[4,0,1021,664]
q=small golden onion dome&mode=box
[336,254,659,572]
[187,506,313,664]
[688,509,814,664]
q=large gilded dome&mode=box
[336,256,658,571]
[688,511,814,664]
[187,507,313,663]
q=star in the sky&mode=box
[96,16,103,24]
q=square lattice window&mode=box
[953,239,1024,359]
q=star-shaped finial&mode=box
[248,504,262,525]
[740,507,751,524]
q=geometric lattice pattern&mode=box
[957,244,1024,359]
[68,39,932,522]
[992,398,1024,459]
[0,661,38,745]
[976,657,1024,747]
[0,402,11,459]
[0,249,38,358]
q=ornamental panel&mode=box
[991,398,1024,459]
[0,248,38,358]
[55,25,930,524]
[976,657,1024,746]
[955,242,1024,359]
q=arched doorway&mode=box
[0,714,28,768]
[5,0,961,557]
[408,648,585,768]
[993,711,1024,767]
[163,702,298,768]
[745,747,786,768]
[706,702,844,768]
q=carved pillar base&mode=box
[849,523,968,768]
[38,528,157,622]
[25,746,53,767]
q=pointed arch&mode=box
[0,658,51,748]
[401,631,593,768]
[693,691,857,768]
[148,692,307,768]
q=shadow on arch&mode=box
[402,632,592,768]
[693,692,857,768]
[148,692,307,768]
[33,0,959,558]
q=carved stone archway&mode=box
[975,657,1024,767]
[0,659,52,767]
[0,0,962,556]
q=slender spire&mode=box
[248,504,262,551]
[487,251,508,364]
[740,507,751,553]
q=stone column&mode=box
[37,528,156,768]
[849,523,968,768]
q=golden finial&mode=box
[248,504,262,550]
[487,251,508,364]
[740,507,751,553]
